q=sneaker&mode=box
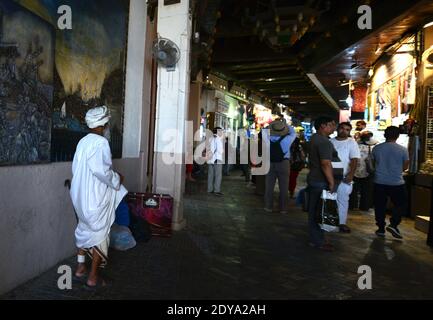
[280,210,288,214]
[214,192,224,196]
[375,228,385,237]
[264,208,273,213]
[339,224,351,233]
[386,225,403,239]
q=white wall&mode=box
[123,0,148,158]
[0,163,76,294]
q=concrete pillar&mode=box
[123,0,148,159]
[121,0,152,192]
[153,0,192,231]
[189,80,202,135]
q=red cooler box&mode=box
[126,192,173,237]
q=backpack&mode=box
[270,135,287,162]
[290,139,305,171]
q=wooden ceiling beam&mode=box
[213,60,298,71]
[299,0,423,72]
[212,38,296,63]
[234,72,304,81]
[230,66,299,75]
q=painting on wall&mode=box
[0,0,54,166]
[15,0,130,162]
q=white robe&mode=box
[70,133,128,249]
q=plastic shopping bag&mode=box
[110,224,137,251]
[317,190,340,232]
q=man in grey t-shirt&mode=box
[307,116,337,251]
[372,126,409,239]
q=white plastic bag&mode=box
[318,190,340,232]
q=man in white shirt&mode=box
[331,122,360,233]
[207,127,224,196]
[70,106,127,288]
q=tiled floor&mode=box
[3,171,433,300]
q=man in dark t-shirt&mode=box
[307,117,338,251]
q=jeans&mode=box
[374,183,407,229]
[307,181,328,246]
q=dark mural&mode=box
[0,0,129,165]
[0,0,54,166]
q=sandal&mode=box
[83,278,111,291]
[73,272,87,283]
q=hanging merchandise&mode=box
[377,87,392,125]
[339,109,351,123]
[406,65,417,106]
[352,86,368,113]
[389,79,400,118]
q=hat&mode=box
[360,130,378,145]
[85,106,110,129]
[269,120,289,136]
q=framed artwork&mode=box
[0,0,55,166]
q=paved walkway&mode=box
[3,171,433,300]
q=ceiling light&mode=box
[265,78,275,82]
[424,21,433,28]
[345,95,353,107]
[348,49,356,55]
[368,68,374,77]
[300,101,307,104]
[280,94,289,98]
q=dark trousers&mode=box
[374,183,407,229]
[223,163,230,176]
[289,170,300,195]
[307,181,327,246]
[350,176,373,211]
[240,164,250,181]
[265,160,290,211]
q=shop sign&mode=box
[216,99,229,114]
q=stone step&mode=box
[415,216,430,234]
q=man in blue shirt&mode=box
[264,119,296,214]
[372,126,409,239]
